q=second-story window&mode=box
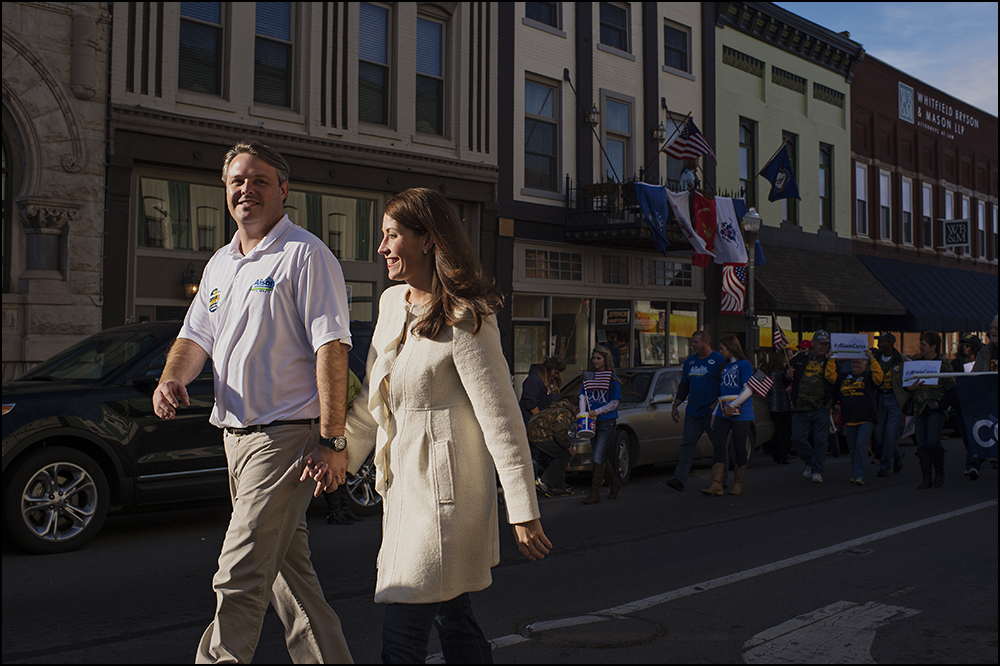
[254,2,292,107]
[525,2,558,28]
[819,143,833,230]
[782,132,798,224]
[524,79,558,191]
[921,183,933,248]
[855,164,868,236]
[663,21,690,73]
[599,3,628,52]
[416,17,444,135]
[179,2,224,96]
[739,118,756,209]
[359,2,391,126]
[879,169,892,241]
[902,177,913,245]
[605,98,631,182]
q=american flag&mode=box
[720,263,746,315]
[663,118,716,162]
[747,369,774,398]
[582,371,613,392]
[772,314,788,350]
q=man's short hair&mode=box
[222,139,291,186]
[692,330,711,344]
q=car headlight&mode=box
[1,403,14,415]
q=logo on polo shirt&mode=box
[208,288,220,313]
[250,277,275,293]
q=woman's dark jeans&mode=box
[381,593,492,664]
[591,419,617,465]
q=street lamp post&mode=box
[743,207,762,365]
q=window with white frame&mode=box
[524,249,582,281]
[978,200,986,258]
[359,2,391,126]
[254,2,293,108]
[646,259,692,287]
[945,190,954,222]
[962,195,970,254]
[179,2,225,96]
[599,3,629,52]
[879,169,891,241]
[855,163,867,236]
[901,177,913,245]
[604,97,632,182]
[663,20,691,74]
[921,183,933,248]
[416,16,445,136]
[602,254,629,285]
[524,78,559,191]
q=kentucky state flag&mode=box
[955,374,999,460]
[759,144,800,202]
[633,182,672,256]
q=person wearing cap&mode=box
[870,333,908,477]
[954,333,983,369]
[786,330,834,483]
[519,355,567,424]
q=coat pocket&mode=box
[431,439,456,504]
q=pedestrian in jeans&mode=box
[871,333,907,477]
[669,331,725,491]
[825,349,883,485]
[704,335,755,496]
[527,399,577,496]
[580,345,623,504]
[787,330,834,483]
[905,331,956,489]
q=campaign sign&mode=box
[830,333,869,359]
[902,361,941,387]
[955,374,999,459]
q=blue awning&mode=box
[857,254,998,332]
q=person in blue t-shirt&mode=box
[668,331,725,491]
[580,345,623,505]
[704,335,755,497]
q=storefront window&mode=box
[596,298,631,368]
[346,281,374,322]
[283,191,374,262]
[669,304,699,364]
[634,301,667,367]
[552,297,589,375]
[139,178,230,251]
[512,323,548,400]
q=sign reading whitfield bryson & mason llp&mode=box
[899,81,982,139]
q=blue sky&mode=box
[775,2,999,116]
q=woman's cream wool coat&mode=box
[346,285,540,604]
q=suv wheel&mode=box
[3,446,110,554]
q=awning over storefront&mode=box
[754,244,905,316]
[857,254,998,332]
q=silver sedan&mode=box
[560,367,774,484]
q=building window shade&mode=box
[254,2,292,107]
[599,3,628,51]
[663,24,689,72]
[416,17,444,135]
[359,2,390,125]
[524,80,558,191]
[179,2,222,96]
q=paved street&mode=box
[2,435,996,664]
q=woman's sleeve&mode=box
[453,316,540,525]
[344,329,380,475]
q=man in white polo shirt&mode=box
[153,140,354,664]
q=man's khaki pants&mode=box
[196,425,353,663]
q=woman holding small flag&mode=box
[705,335,759,496]
[580,345,623,504]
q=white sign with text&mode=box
[903,360,941,387]
[830,333,869,359]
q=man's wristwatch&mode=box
[319,435,348,452]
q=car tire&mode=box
[609,429,633,486]
[728,428,756,470]
[345,450,382,517]
[2,446,111,554]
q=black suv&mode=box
[2,321,378,554]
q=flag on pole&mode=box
[691,192,717,268]
[772,314,788,350]
[713,197,749,264]
[954,374,998,460]
[665,189,715,261]
[720,263,746,315]
[759,144,800,202]
[747,369,774,398]
[663,118,716,162]
[633,182,672,256]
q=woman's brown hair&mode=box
[719,334,746,361]
[384,188,501,339]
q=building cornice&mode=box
[716,2,865,82]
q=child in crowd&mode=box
[825,349,883,485]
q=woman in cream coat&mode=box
[336,188,550,663]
